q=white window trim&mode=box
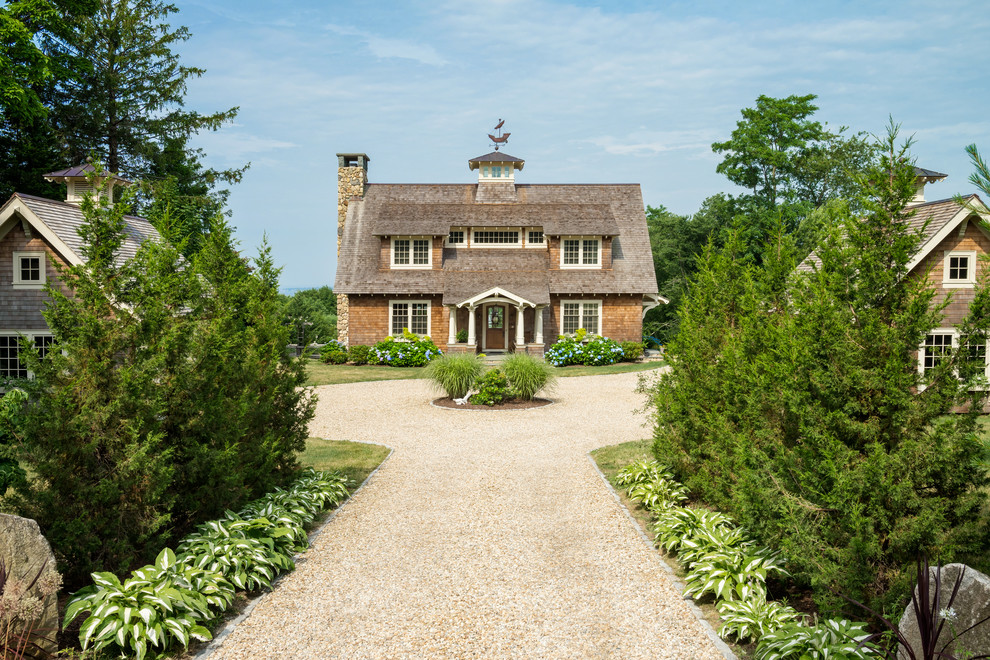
[942,250,978,288]
[389,300,432,337]
[917,328,990,387]
[470,227,522,249]
[390,236,432,269]
[12,251,45,289]
[0,330,54,379]
[559,299,602,336]
[445,227,466,247]
[525,227,545,249]
[560,236,602,269]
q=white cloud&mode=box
[326,24,447,66]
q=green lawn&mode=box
[301,438,391,489]
[304,359,665,386]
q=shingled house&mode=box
[798,167,990,378]
[333,148,662,356]
[0,165,159,378]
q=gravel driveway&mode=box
[207,372,725,659]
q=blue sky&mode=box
[177,0,990,289]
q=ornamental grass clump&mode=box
[425,354,485,399]
[502,353,556,400]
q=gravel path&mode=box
[208,372,725,659]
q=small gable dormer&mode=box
[43,163,131,205]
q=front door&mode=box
[485,305,506,351]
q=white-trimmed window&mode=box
[0,333,54,379]
[471,228,520,247]
[391,237,432,269]
[921,332,954,373]
[13,251,45,288]
[560,300,601,335]
[962,332,989,381]
[446,229,465,246]
[919,329,990,385]
[526,229,544,248]
[943,251,977,287]
[560,237,601,268]
[390,300,431,336]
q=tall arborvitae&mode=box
[647,124,990,619]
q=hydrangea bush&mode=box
[545,334,625,367]
[370,331,442,367]
[320,340,348,364]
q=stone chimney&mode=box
[43,162,130,205]
[337,153,369,253]
[335,153,369,347]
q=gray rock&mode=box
[0,514,61,655]
[898,563,990,659]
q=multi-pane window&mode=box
[412,239,430,265]
[527,230,544,246]
[13,252,44,287]
[0,334,53,378]
[561,238,600,267]
[393,239,410,265]
[391,237,431,268]
[391,301,430,336]
[447,230,465,245]
[922,333,953,372]
[563,240,580,264]
[962,333,988,380]
[561,301,601,335]
[944,251,977,286]
[472,230,520,245]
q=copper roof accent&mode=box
[488,133,510,143]
[43,163,132,184]
[468,152,525,170]
[796,196,976,273]
[335,183,659,298]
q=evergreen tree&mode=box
[647,125,990,618]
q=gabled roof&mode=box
[0,193,159,267]
[796,195,987,274]
[335,183,659,298]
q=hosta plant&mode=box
[177,517,295,592]
[286,468,350,512]
[626,477,688,512]
[717,597,801,643]
[615,460,674,487]
[676,524,752,567]
[755,619,880,660]
[683,547,787,602]
[65,549,222,660]
[653,507,735,554]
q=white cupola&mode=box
[43,162,131,205]
[911,166,947,204]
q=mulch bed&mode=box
[432,397,552,411]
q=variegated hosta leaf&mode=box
[626,477,688,512]
[717,597,801,643]
[615,459,676,487]
[755,619,879,659]
[653,507,736,554]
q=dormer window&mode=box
[13,251,45,288]
[526,229,544,248]
[944,251,977,287]
[447,229,465,246]
[561,237,601,268]
[391,236,432,269]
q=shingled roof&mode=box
[796,196,978,273]
[1,193,159,266]
[335,183,658,300]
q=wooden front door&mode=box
[485,305,506,350]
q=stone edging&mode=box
[193,443,395,659]
[428,398,555,412]
[586,453,738,660]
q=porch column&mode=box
[447,305,457,344]
[535,305,544,345]
[515,305,525,348]
[467,305,477,345]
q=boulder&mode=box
[0,514,61,655]
[898,563,990,659]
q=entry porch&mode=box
[443,287,548,358]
